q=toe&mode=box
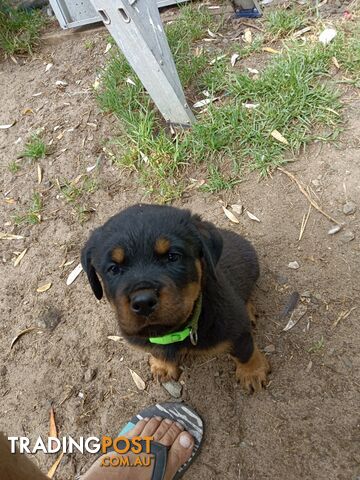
[160,421,184,447]
[152,418,173,442]
[140,417,163,437]
[164,432,194,480]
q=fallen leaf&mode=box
[207,29,216,38]
[49,406,57,438]
[247,67,259,74]
[14,248,27,267]
[126,77,136,86]
[37,164,42,184]
[193,98,212,108]
[0,233,24,240]
[45,63,53,72]
[231,204,243,215]
[47,452,64,479]
[246,211,260,222]
[129,369,146,390]
[209,54,227,65]
[231,53,239,67]
[10,326,37,349]
[293,26,312,38]
[283,303,307,331]
[0,121,16,129]
[66,263,83,286]
[55,80,68,87]
[319,28,337,45]
[104,42,112,54]
[22,108,33,115]
[243,102,259,109]
[244,29,252,44]
[262,47,280,54]
[37,282,52,293]
[271,129,289,145]
[332,57,340,69]
[93,79,100,90]
[107,335,123,342]
[222,206,239,224]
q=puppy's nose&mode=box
[130,289,158,316]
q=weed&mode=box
[308,336,325,353]
[14,192,42,225]
[84,39,94,50]
[266,9,306,37]
[0,1,45,55]
[201,165,240,193]
[8,161,21,173]
[21,134,47,160]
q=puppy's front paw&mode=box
[234,347,271,393]
[149,355,181,383]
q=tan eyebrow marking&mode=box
[154,237,170,255]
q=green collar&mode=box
[149,294,202,346]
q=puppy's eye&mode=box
[107,264,122,275]
[167,252,182,262]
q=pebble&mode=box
[343,201,356,216]
[328,225,341,235]
[84,368,97,383]
[340,230,355,243]
[162,381,182,398]
[288,261,300,270]
[264,344,276,354]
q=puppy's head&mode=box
[81,204,222,338]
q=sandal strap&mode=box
[138,440,168,480]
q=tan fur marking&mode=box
[246,300,257,328]
[233,345,271,392]
[111,247,124,264]
[149,355,181,382]
[154,237,170,255]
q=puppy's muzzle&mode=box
[129,289,159,317]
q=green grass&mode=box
[14,192,42,225]
[266,9,307,37]
[0,1,45,55]
[307,336,325,353]
[21,134,47,160]
[60,176,98,204]
[8,160,21,173]
[96,5,360,201]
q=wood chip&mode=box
[37,282,52,293]
[332,57,340,69]
[207,28,217,38]
[271,129,289,145]
[107,335,123,342]
[231,204,243,215]
[49,406,57,439]
[244,29,252,44]
[231,53,239,66]
[222,206,239,224]
[66,263,83,285]
[37,164,43,184]
[104,42,112,54]
[14,248,27,267]
[262,47,280,54]
[129,369,146,390]
[0,233,24,240]
[47,452,64,479]
[10,326,37,349]
[246,211,260,222]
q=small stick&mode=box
[299,204,312,241]
[240,22,265,32]
[278,167,341,225]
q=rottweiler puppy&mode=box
[81,204,270,392]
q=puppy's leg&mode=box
[246,300,258,328]
[231,331,270,392]
[149,354,181,383]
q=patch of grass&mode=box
[0,1,45,55]
[21,134,47,160]
[307,336,325,353]
[84,39,95,50]
[201,165,240,193]
[266,9,306,37]
[60,176,98,204]
[14,192,42,225]
[8,161,21,173]
[96,5,359,201]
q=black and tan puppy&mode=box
[81,204,270,392]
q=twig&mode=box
[332,306,356,328]
[299,204,312,241]
[240,22,265,32]
[278,167,341,225]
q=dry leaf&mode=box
[104,42,112,54]
[37,164,42,184]
[126,77,136,86]
[22,108,33,115]
[209,54,226,65]
[231,204,243,215]
[243,103,259,109]
[10,326,37,349]
[283,304,307,331]
[129,369,146,390]
[0,232,24,240]
[262,47,280,54]
[207,29,216,38]
[47,452,64,479]
[222,206,239,224]
[231,53,239,67]
[332,57,340,69]
[37,282,52,293]
[14,248,27,267]
[319,28,337,45]
[45,63,53,72]
[293,26,312,38]
[49,406,57,438]
[66,263,83,286]
[247,67,259,74]
[0,121,16,129]
[244,29,252,44]
[246,211,260,222]
[193,98,212,108]
[108,335,123,342]
[271,129,289,145]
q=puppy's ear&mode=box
[81,241,103,300]
[191,214,223,277]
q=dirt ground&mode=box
[0,5,359,480]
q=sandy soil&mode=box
[0,6,359,480]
